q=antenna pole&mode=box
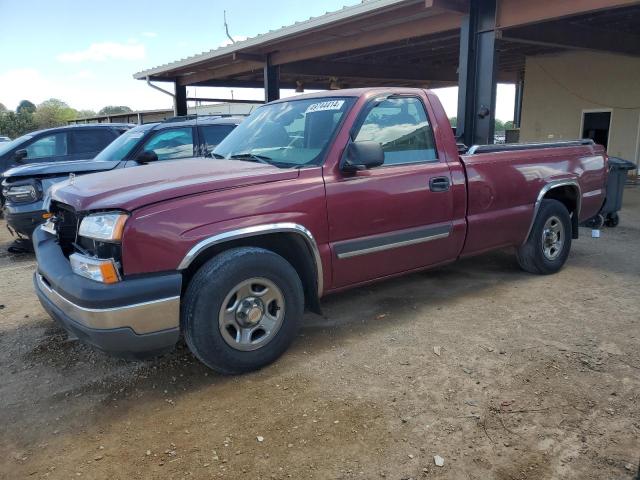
[224,11,235,45]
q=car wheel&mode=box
[182,247,304,374]
[516,199,572,275]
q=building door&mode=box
[581,111,611,150]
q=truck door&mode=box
[324,95,460,288]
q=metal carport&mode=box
[133,0,640,147]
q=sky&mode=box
[0,0,514,120]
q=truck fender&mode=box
[177,223,324,314]
[524,179,582,242]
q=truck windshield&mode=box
[93,124,155,162]
[214,97,355,167]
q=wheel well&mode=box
[181,233,321,314]
[543,185,580,238]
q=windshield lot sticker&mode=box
[305,100,345,113]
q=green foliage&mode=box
[76,109,98,118]
[504,120,515,130]
[0,111,37,139]
[32,99,78,129]
[98,105,133,116]
[17,100,36,114]
[448,116,457,128]
[494,119,505,133]
[0,103,7,113]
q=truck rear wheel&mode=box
[181,247,304,374]
[516,199,572,275]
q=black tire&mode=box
[181,247,304,374]
[604,212,619,227]
[516,199,572,275]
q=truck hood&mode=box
[3,159,117,178]
[51,158,299,212]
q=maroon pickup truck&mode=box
[33,88,608,374]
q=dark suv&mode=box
[2,116,242,244]
[0,123,133,174]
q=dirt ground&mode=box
[1,187,639,480]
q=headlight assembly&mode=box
[78,212,128,242]
[3,184,40,203]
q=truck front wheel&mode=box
[182,247,304,374]
[516,199,572,275]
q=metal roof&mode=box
[133,0,413,79]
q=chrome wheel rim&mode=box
[541,215,564,261]
[218,277,285,351]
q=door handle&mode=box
[429,176,450,192]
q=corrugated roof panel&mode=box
[133,0,414,79]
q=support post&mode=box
[174,82,187,116]
[264,54,280,102]
[456,0,498,146]
[513,74,524,128]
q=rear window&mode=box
[200,125,236,150]
[70,129,116,155]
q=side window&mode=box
[199,125,235,153]
[25,133,68,161]
[70,129,116,155]
[141,128,194,161]
[354,97,437,165]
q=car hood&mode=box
[51,158,299,212]
[3,159,117,178]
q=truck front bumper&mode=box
[5,208,47,238]
[33,227,182,357]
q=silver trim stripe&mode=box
[334,224,452,259]
[337,231,450,259]
[177,223,324,297]
[582,189,602,198]
[37,274,180,334]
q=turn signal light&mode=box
[69,253,121,284]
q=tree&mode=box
[0,103,7,113]
[504,120,515,130]
[76,109,97,119]
[0,111,37,138]
[449,116,457,128]
[32,99,78,129]
[98,105,133,116]
[494,119,505,133]
[17,100,36,114]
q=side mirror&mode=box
[341,141,384,172]
[136,150,158,164]
[14,149,27,163]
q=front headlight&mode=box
[70,253,120,284]
[78,212,128,242]
[3,184,40,203]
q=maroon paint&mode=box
[51,88,608,295]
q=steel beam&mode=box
[496,0,639,29]
[174,82,187,116]
[281,60,459,83]
[499,22,640,57]
[186,97,263,104]
[264,54,280,102]
[513,74,524,128]
[270,13,461,66]
[456,0,498,146]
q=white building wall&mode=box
[520,50,640,164]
